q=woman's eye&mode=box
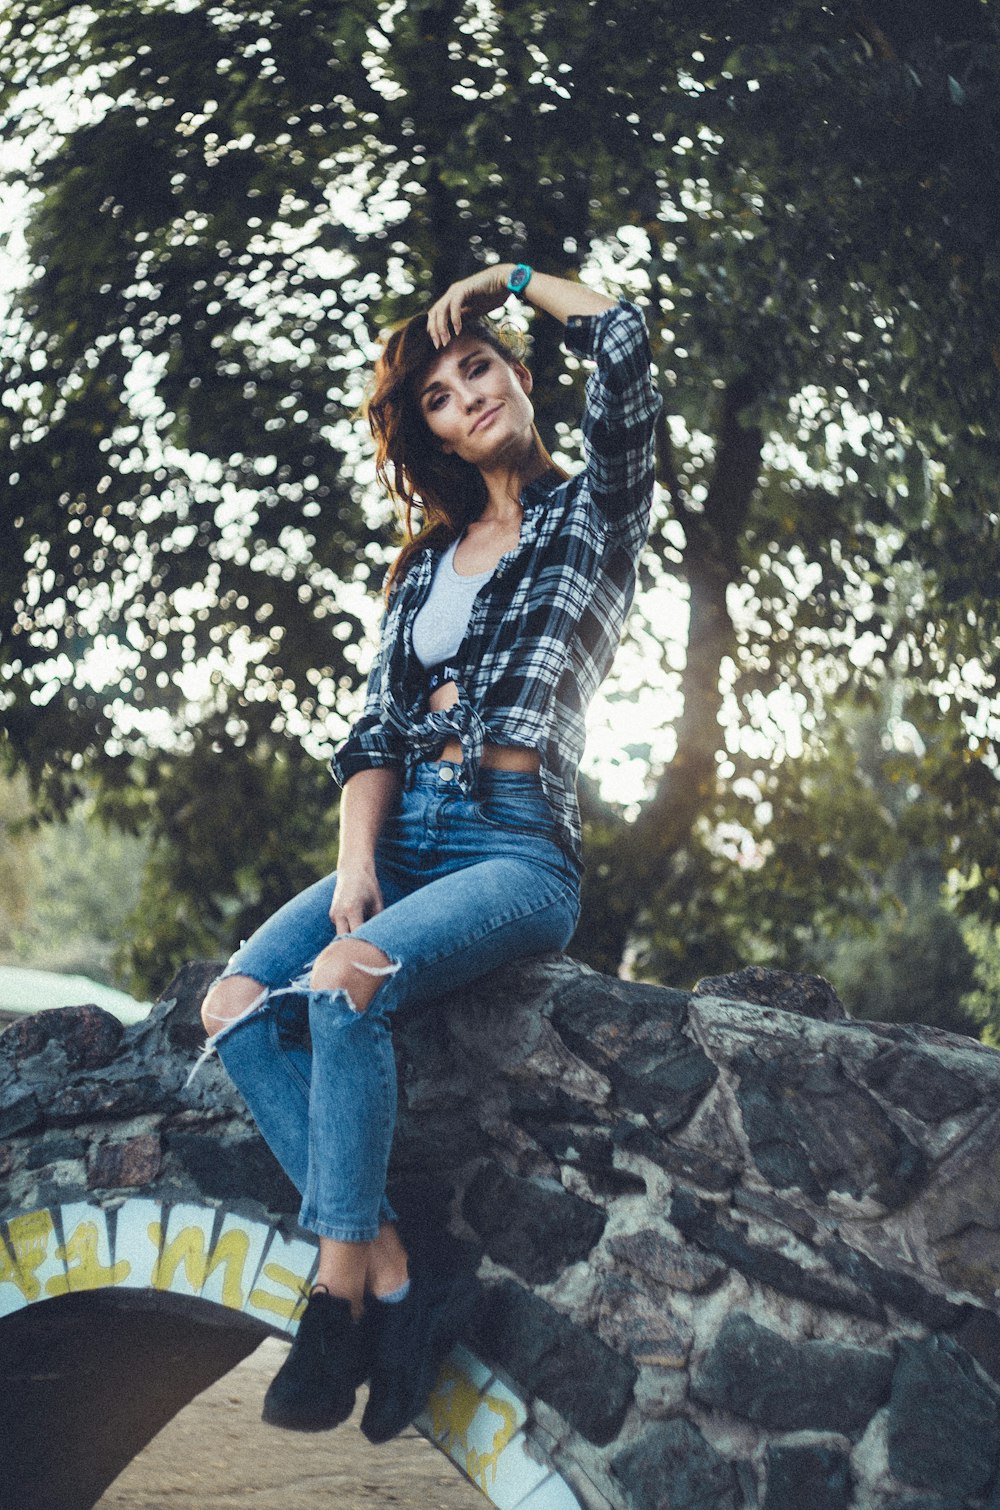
[428,393,447,411]
[470,361,489,377]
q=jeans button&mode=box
[439,766,454,783]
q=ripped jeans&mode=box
[206,763,581,1243]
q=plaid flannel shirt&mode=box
[331,299,662,865]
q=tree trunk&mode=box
[576,375,763,976]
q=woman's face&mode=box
[416,333,535,469]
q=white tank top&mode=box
[411,539,494,669]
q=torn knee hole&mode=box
[200,979,267,1033]
[308,944,400,1011]
[346,956,400,1014]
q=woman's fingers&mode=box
[424,290,450,347]
[427,288,466,348]
[329,879,384,934]
[426,268,509,348]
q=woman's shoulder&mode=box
[384,528,453,601]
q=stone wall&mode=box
[3,957,1000,1510]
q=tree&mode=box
[2,0,998,996]
[0,771,38,955]
[0,769,148,982]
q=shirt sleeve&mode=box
[329,619,406,787]
[562,300,662,554]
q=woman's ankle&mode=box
[315,1236,372,1319]
[366,1224,410,1299]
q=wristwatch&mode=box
[506,263,533,296]
[427,664,461,693]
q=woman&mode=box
[197,260,662,1441]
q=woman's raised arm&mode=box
[425,263,615,348]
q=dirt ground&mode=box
[95,1336,486,1509]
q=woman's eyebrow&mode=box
[419,348,487,400]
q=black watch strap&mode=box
[427,664,461,693]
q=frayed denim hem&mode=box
[300,1215,383,1244]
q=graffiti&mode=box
[149,1222,251,1309]
[428,1359,520,1494]
[248,1262,309,1323]
[1,1209,58,1302]
[0,1202,312,1321]
[47,1220,129,1296]
[1,1199,578,1509]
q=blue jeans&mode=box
[209,763,581,1243]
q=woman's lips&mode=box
[471,405,501,434]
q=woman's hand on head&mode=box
[329,864,385,935]
[426,264,514,348]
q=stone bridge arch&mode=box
[1,1195,578,1510]
[6,957,1000,1509]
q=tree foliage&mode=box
[2,0,998,1001]
[0,771,147,981]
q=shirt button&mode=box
[439,766,454,783]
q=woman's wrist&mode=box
[336,851,378,876]
[504,263,532,297]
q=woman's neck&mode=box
[477,436,550,521]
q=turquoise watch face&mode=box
[507,263,532,294]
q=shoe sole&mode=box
[262,1387,356,1433]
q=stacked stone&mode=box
[394,959,1000,1510]
[4,957,1000,1509]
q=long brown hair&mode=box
[365,312,560,598]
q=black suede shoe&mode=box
[262,1288,371,1432]
[360,1266,478,1444]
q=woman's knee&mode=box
[200,974,266,1035]
[308,939,398,1013]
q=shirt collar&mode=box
[521,469,565,512]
